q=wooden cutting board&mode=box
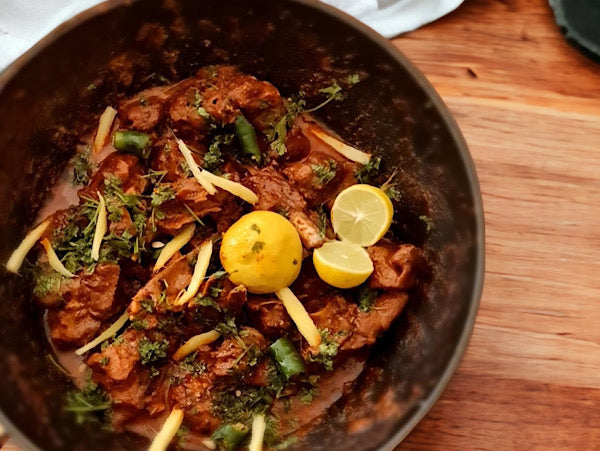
[394,0,600,448]
[4,0,600,449]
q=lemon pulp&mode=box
[331,184,393,247]
[220,211,303,294]
[313,240,374,289]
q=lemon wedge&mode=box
[220,211,302,294]
[313,241,373,289]
[331,184,393,247]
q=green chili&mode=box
[269,337,305,380]
[234,114,262,164]
[210,423,249,451]
[113,130,152,159]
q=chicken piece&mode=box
[154,178,232,234]
[283,151,358,207]
[109,207,137,237]
[129,252,193,315]
[149,136,191,183]
[244,165,323,248]
[168,81,211,142]
[198,65,285,132]
[47,301,101,347]
[282,125,311,162]
[367,243,424,290]
[245,296,292,339]
[118,86,169,132]
[169,372,220,434]
[78,153,148,200]
[228,78,286,132]
[47,263,121,347]
[302,295,357,362]
[87,328,144,384]
[84,264,122,318]
[197,276,248,315]
[342,291,409,350]
[212,327,267,377]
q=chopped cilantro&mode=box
[138,337,168,366]
[131,319,149,330]
[211,270,229,280]
[355,156,382,184]
[266,94,306,156]
[65,374,111,425]
[307,329,342,371]
[251,241,265,253]
[193,295,222,311]
[140,299,154,313]
[216,316,239,337]
[347,73,361,85]
[71,147,95,186]
[203,133,235,171]
[299,386,318,404]
[211,386,272,424]
[304,81,344,113]
[192,89,213,122]
[143,169,167,184]
[419,215,434,232]
[151,184,175,207]
[311,160,337,185]
[357,284,378,312]
[179,352,207,376]
[315,205,328,239]
[31,263,64,298]
[385,186,402,201]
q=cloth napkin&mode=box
[0,0,464,73]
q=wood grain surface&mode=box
[4,0,600,449]
[394,0,600,449]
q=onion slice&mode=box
[175,241,213,306]
[200,169,258,205]
[40,238,75,278]
[275,287,321,347]
[91,191,107,261]
[6,220,50,274]
[176,138,217,195]
[173,330,220,361]
[249,414,266,451]
[153,224,195,272]
[309,126,371,165]
[93,106,117,153]
[148,408,184,451]
[75,311,129,356]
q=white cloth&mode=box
[0,0,464,72]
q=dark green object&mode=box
[269,337,305,380]
[113,130,152,159]
[210,423,249,451]
[234,115,262,164]
[550,0,600,63]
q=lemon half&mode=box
[220,211,302,294]
[331,184,393,247]
[313,240,374,289]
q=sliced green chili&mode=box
[113,130,152,159]
[269,337,305,380]
[210,423,249,451]
[234,114,262,164]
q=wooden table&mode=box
[393,0,600,448]
[4,0,600,449]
